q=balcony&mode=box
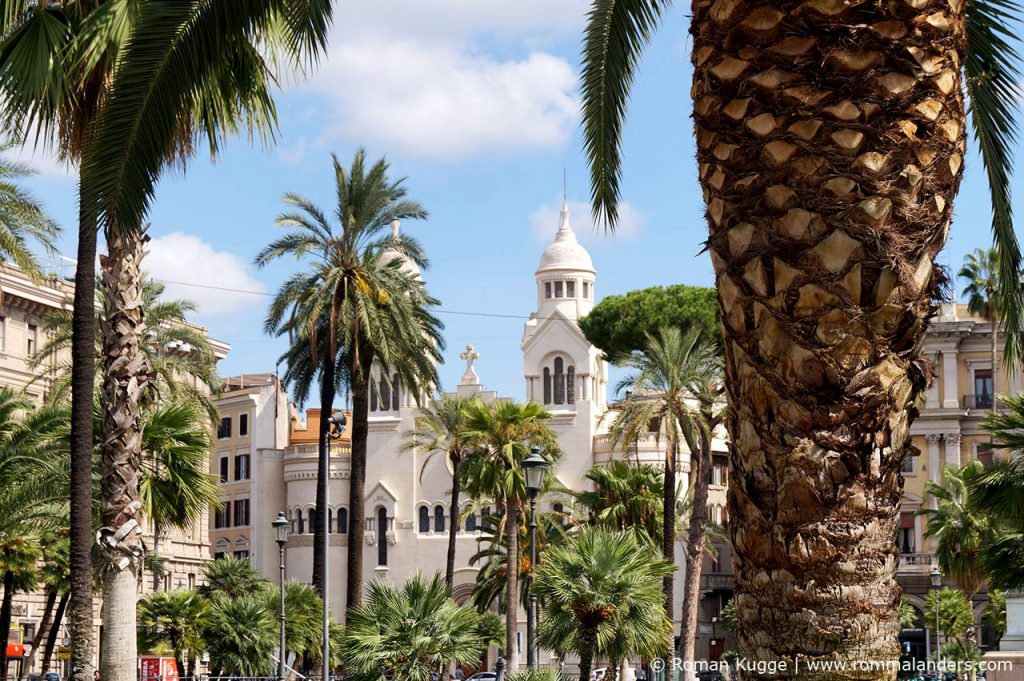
[898,552,936,573]
[700,572,734,591]
[963,394,994,410]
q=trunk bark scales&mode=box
[42,593,69,674]
[691,1,966,677]
[1,570,14,681]
[446,455,461,590]
[662,439,677,659]
[27,589,58,671]
[346,371,370,611]
[505,508,521,672]
[98,229,153,681]
[313,352,336,596]
[679,436,712,673]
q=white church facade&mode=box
[210,201,734,669]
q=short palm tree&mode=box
[608,326,721,662]
[341,572,492,681]
[580,0,1023,670]
[576,460,664,542]
[960,248,1001,410]
[199,556,270,601]
[257,149,443,605]
[400,394,481,588]
[920,462,990,598]
[534,527,673,681]
[461,400,560,671]
[203,596,277,677]
[137,589,208,678]
[974,397,1024,590]
[31,533,70,675]
[0,536,41,681]
[260,582,333,672]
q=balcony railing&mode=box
[700,572,734,591]
[963,394,994,410]
[898,552,935,571]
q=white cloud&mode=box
[530,199,644,246]
[11,144,76,181]
[144,233,267,316]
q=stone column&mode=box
[942,348,960,409]
[926,434,942,485]
[926,352,940,409]
[1004,591,1024,651]
[944,432,961,468]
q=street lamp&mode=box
[931,566,942,674]
[273,512,289,681]
[320,411,346,681]
[523,446,548,670]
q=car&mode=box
[44,673,61,681]
[591,668,636,681]
[465,673,496,681]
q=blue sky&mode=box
[15,1,1023,404]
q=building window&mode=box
[554,281,563,298]
[336,507,348,534]
[901,456,914,473]
[419,506,429,533]
[290,509,297,534]
[0,316,5,350]
[566,366,575,404]
[232,499,250,526]
[974,369,993,409]
[239,413,248,436]
[218,417,231,439]
[543,368,551,404]
[214,503,229,529]
[308,508,316,534]
[188,573,195,590]
[583,282,590,298]
[553,358,565,405]
[544,282,552,299]
[712,456,728,486]
[898,513,915,552]
[465,512,477,532]
[234,550,249,560]
[392,374,401,410]
[553,502,566,527]
[234,454,250,481]
[371,386,378,412]
[481,507,492,532]
[219,455,228,483]
[377,508,388,566]
[566,281,576,297]
[26,324,37,356]
[381,379,391,412]
[296,509,305,535]
[434,505,445,533]
[214,551,226,560]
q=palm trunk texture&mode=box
[662,439,677,659]
[679,437,711,674]
[28,588,58,671]
[446,454,461,590]
[42,593,69,674]
[313,352,336,596]
[692,0,966,676]
[505,507,520,672]
[0,570,14,681]
[346,371,370,611]
[98,229,153,681]
[69,199,97,681]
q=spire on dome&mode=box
[390,219,401,239]
[556,199,574,241]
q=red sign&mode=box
[139,657,178,681]
[5,643,24,657]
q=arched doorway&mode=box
[899,601,928,670]
[453,583,487,677]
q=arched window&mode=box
[553,502,565,527]
[543,368,551,405]
[308,508,317,534]
[377,508,388,566]
[465,512,477,532]
[553,358,565,405]
[289,508,297,535]
[392,374,401,411]
[296,509,305,535]
[567,366,575,404]
[370,387,378,412]
[337,507,348,534]
[326,508,333,534]
[481,506,492,532]
[434,505,445,533]
[419,506,430,533]
[380,379,391,412]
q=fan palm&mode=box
[607,326,721,662]
[260,582,334,672]
[534,527,673,681]
[461,399,560,671]
[137,589,208,678]
[203,595,277,677]
[198,556,270,601]
[400,394,481,588]
[257,148,443,606]
[576,459,664,542]
[960,248,1001,410]
[341,572,493,681]
[581,0,1023,672]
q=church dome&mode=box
[536,202,595,274]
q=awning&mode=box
[6,643,24,657]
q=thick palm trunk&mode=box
[313,352,336,596]
[69,197,97,681]
[679,435,712,678]
[692,1,966,676]
[28,588,58,671]
[578,630,596,681]
[41,593,69,674]
[662,439,677,658]
[505,507,520,672]
[98,228,152,681]
[446,455,461,590]
[346,370,370,611]
[0,570,14,681]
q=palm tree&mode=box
[576,460,664,542]
[341,572,495,681]
[203,596,278,677]
[400,394,481,588]
[960,248,1001,410]
[257,149,443,605]
[580,0,1023,669]
[137,590,208,679]
[32,533,70,676]
[920,462,990,598]
[0,536,41,681]
[607,326,721,663]
[198,556,270,601]
[461,400,560,671]
[0,147,59,282]
[260,582,330,673]
[534,527,673,681]
[974,397,1024,590]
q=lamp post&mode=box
[930,566,942,675]
[273,512,289,681]
[320,411,346,681]
[523,446,548,671]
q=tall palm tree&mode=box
[461,400,559,671]
[960,248,1001,410]
[0,536,41,681]
[341,572,494,681]
[137,590,208,679]
[974,397,1024,590]
[0,147,58,282]
[534,527,673,681]
[31,533,70,676]
[257,149,443,606]
[576,460,664,542]
[400,394,481,589]
[607,326,721,664]
[580,0,1023,669]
